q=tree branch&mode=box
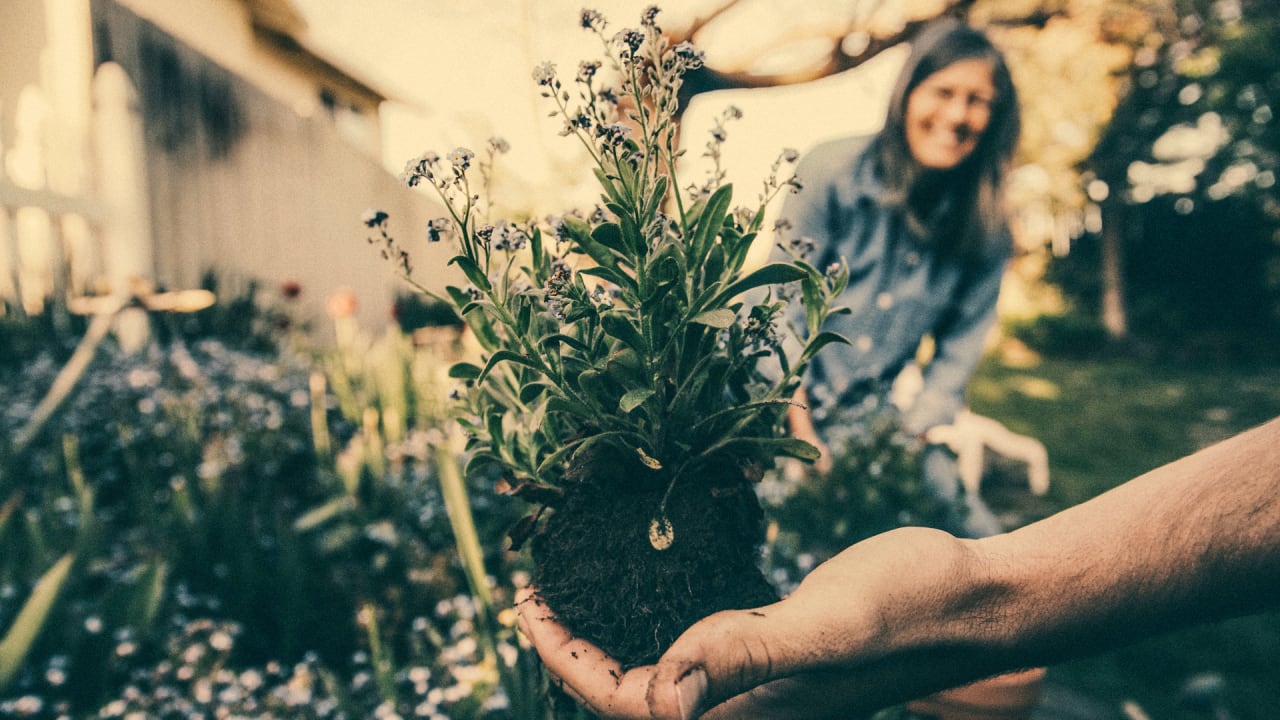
[667,0,1064,116]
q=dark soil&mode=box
[530,446,779,669]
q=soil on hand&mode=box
[531,446,779,669]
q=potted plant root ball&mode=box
[368,3,848,699]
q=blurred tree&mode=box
[1070,0,1280,345]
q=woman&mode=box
[782,17,1021,539]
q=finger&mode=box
[646,603,800,720]
[515,589,657,719]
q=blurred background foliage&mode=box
[2,0,1280,717]
[0,288,537,719]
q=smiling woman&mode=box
[772,18,1034,716]
[779,17,1022,537]
[905,57,995,169]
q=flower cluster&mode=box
[369,7,847,527]
[367,208,413,274]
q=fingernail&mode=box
[674,667,707,720]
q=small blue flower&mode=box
[580,9,606,31]
[533,62,557,87]
[672,41,704,70]
[448,147,475,174]
[613,29,644,56]
[426,218,453,243]
[577,61,601,84]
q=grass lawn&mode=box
[968,351,1280,719]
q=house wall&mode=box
[91,0,457,340]
[110,0,381,156]
[2,0,455,341]
[0,1,49,132]
[1,0,98,310]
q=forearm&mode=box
[530,418,1280,720]
[738,416,1280,715]
[966,416,1280,669]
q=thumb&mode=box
[645,604,799,720]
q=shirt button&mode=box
[905,251,921,267]
[876,292,893,309]
[856,335,873,352]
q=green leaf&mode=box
[688,399,793,436]
[690,308,737,328]
[702,241,727,287]
[579,266,638,294]
[486,410,504,438]
[604,348,643,383]
[476,350,542,384]
[0,553,75,690]
[799,331,852,365]
[547,396,594,420]
[592,223,628,255]
[575,368,610,404]
[645,175,669,220]
[517,299,533,336]
[600,311,648,353]
[445,285,470,305]
[567,222,621,270]
[641,252,684,304]
[725,228,758,273]
[530,226,546,280]
[713,436,823,462]
[569,431,631,464]
[619,388,655,413]
[692,184,733,258]
[535,437,586,476]
[464,451,503,479]
[519,382,551,404]
[801,270,824,335]
[540,332,590,353]
[593,168,624,206]
[448,362,483,379]
[707,262,807,309]
[447,291,500,350]
[293,496,357,531]
[128,560,168,632]
[448,255,492,292]
[616,212,645,256]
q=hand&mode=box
[786,388,832,476]
[516,527,986,719]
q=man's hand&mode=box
[516,417,1280,719]
[517,527,983,719]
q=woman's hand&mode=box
[516,527,985,719]
[787,387,832,475]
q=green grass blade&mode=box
[0,552,75,690]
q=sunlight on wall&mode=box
[293,0,904,223]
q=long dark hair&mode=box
[875,18,1020,258]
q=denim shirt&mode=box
[779,135,1009,436]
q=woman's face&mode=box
[905,58,996,170]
